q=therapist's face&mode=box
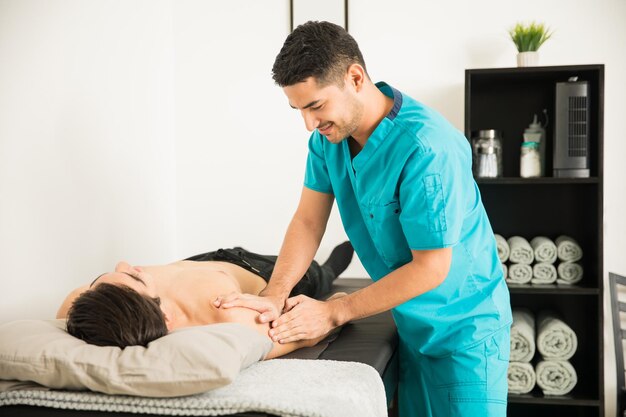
[283,75,363,144]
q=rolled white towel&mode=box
[508,362,536,394]
[531,263,557,285]
[510,309,535,362]
[536,312,578,360]
[556,235,583,262]
[495,234,510,263]
[530,236,557,264]
[507,263,533,285]
[557,262,584,285]
[508,236,534,264]
[502,263,508,279]
[535,360,577,396]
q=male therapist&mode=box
[216,21,512,416]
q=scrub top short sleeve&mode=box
[304,133,333,194]
[399,141,469,250]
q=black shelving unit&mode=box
[465,65,604,417]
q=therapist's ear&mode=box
[346,64,365,91]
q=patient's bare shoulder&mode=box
[215,306,320,359]
[56,285,89,319]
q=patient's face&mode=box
[90,261,158,299]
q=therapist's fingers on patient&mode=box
[276,299,308,325]
[220,293,278,314]
[271,307,298,330]
[277,330,307,344]
[283,295,306,312]
[269,319,304,343]
[213,292,239,307]
[213,291,240,307]
[275,323,311,344]
[259,308,280,323]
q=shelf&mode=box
[465,65,603,179]
[466,65,605,416]
[507,284,600,295]
[509,393,599,407]
[475,177,599,185]
[466,64,604,77]
[343,280,602,295]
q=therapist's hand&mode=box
[269,295,339,343]
[214,293,284,324]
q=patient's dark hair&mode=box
[66,283,167,348]
[272,20,368,87]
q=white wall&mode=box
[1,0,624,414]
[0,0,177,322]
[172,0,355,267]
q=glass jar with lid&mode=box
[472,129,503,178]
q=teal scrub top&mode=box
[304,82,512,357]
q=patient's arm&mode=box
[215,304,328,359]
[215,292,348,359]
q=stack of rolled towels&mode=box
[495,234,583,285]
[508,308,578,396]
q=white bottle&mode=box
[520,142,541,178]
[523,114,546,176]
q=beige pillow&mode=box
[0,319,272,397]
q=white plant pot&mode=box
[517,51,539,67]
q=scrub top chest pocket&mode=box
[365,200,410,268]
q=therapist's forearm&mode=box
[261,216,326,300]
[330,256,448,326]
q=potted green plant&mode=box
[508,22,553,67]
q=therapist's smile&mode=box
[318,122,333,135]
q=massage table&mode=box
[0,278,399,417]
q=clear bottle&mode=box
[472,129,503,178]
[520,141,541,178]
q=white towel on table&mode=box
[507,263,533,285]
[531,263,557,285]
[556,235,583,262]
[502,263,508,279]
[507,362,536,394]
[495,234,510,263]
[507,236,534,265]
[557,262,584,285]
[510,309,535,362]
[535,360,577,396]
[536,313,578,360]
[530,236,557,264]
[0,359,387,417]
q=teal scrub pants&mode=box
[398,326,510,417]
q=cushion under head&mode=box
[0,319,272,397]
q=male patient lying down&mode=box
[57,243,354,359]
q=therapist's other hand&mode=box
[269,295,338,343]
[214,292,284,324]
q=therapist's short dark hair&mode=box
[66,283,167,348]
[272,21,368,87]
